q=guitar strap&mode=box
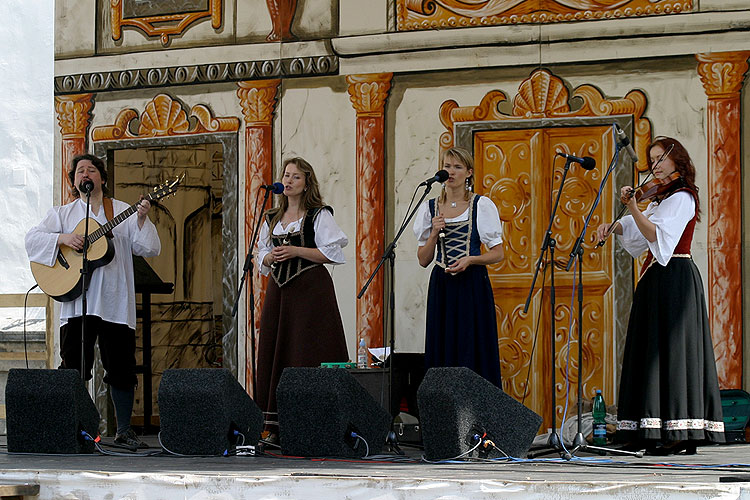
[103,197,114,221]
[103,197,114,238]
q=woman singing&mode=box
[256,157,349,441]
[596,137,724,455]
[413,147,505,387]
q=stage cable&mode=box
[22,284,39,369]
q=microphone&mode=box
[556,153,596,170]
[614,124,639,163]
[260,182,284,194]
[419,170,450,187]
[438,230,449,267]
[79,180,95,194]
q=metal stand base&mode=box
[570,432,643,458]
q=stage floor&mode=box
[3,437,750,499]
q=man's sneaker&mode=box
[114,428,148,450]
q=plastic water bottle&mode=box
[357,338,368,369]
[592,389,607,445]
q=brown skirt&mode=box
[255,265,349,421]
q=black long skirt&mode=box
[616,257,724,443]
[255,266,349,420]
[425,264,502,387]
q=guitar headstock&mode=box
[146,174,184,202]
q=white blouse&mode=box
[257,208,348,276]
[25,198,161,329]
[617,190,696,266]
[413,195,504,248]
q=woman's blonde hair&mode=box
[268,157,326,230]
[438,147,474,205]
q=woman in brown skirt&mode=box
[256,157,349,442]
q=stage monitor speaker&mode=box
[417,367,542,460]
[6,369,100,454]
[276,367,392,457]
[158,368,263,455]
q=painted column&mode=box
[696,51,750,389]
[54,94,94,204]
[346,73,393,355]
[236,79,281,392]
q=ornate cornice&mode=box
[346,73,393,117]
[236,80,281,126]
[91,94,239,141]
[440,69,651,171]
[54,94,94,139]
[55,56,338,96]
[398,0,692,30]
[696,51,750,99]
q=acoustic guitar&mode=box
[30,176,182,302]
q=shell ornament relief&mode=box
[93,94,239,141]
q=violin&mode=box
[620,171,682,204]
[596,143,678,248]
[596,171,684,248]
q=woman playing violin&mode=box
[596,137,724,455]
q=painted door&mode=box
[474,125,616,432]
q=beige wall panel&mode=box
[236,0,274,41]
[55,0,97,59]
[340,0,389,36]
[700,0,750,9]
[276,78,358,359]
[293,0,337,40]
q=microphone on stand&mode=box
[419,170,450,187]
[79,180,95,194]
[614,124,639,164]
[556,153,597,170]
[260,182,285,194]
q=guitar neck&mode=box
[87,198,150,244]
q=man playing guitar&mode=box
[25,154,161,450]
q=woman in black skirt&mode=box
[256,157,349,441]
[413,147,505,387]
[596,137,724,455]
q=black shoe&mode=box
[114,428,148,451]
[645,440,697,456]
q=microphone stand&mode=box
[79,188,93,382]
[231,187,275,394]
[358,180,438,417]
[524,157,575,459]
[564,143,642,458]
